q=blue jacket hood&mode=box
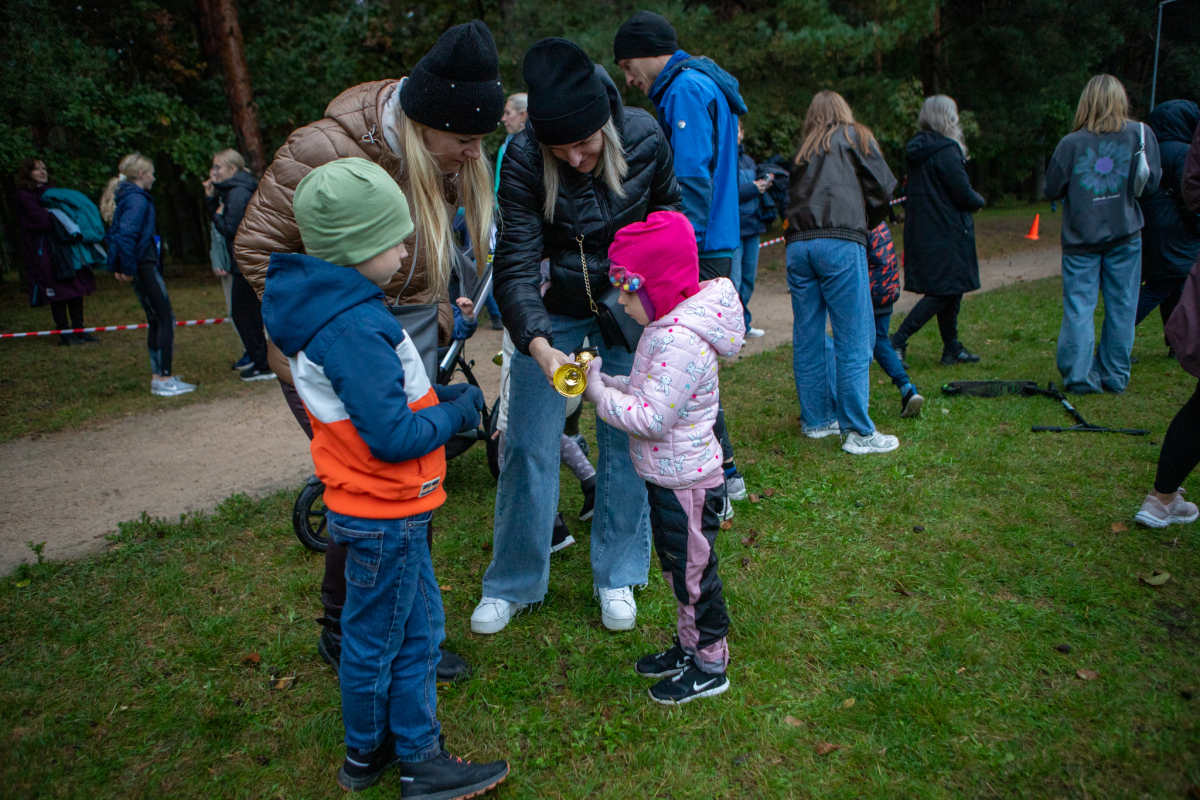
[650,51,748,116]
[262,253,386,356]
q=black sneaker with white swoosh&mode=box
[635,638,688,678]
[648,660,730,705]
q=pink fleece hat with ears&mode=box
[607,210,700,321]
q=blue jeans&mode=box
[329,510,443,762]
[786,238,876,436]
[484,314,651,603]
[730,234,760,327]
[873,310,912,393]
[1057,238,1142,394]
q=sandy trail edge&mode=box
[0,246,1062,574]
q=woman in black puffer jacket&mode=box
[472,38,681,636]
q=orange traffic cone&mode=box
[1024,214,1040,240]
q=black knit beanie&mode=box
[613,11,678,62]
[400,20,505,135]
[523,39,611,146]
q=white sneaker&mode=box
[746,327,765,338]
[151,376,197,397]
[1134,491,1199,529]
[470,596,528,634]
[596,586,637,631]
[842,431,899,454]
[718,497,735,521]
[803,420,840,439]
[725,474,747,501]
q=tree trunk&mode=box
[919,7,944,96]
[198,0,266,176]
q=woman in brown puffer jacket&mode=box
[234,20,505,684]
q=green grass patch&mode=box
[2,275,1198,798]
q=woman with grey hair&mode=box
[891,95,986,367]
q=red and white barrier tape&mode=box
[0,317,230,339]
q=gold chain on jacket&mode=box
[576,234,599,315]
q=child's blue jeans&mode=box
[328,509,443,761]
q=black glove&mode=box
[447,384,484,433]
[435,383,472,404]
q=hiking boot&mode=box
[596,586,637,631]
[648,659,730,705]
[336,731,401,792]
[803,420,840,440]
[725,472,748,501]
[635,637,688,678]
[890,335,909,369]
[941,347,980,366]
[842,431,899,455]
[900,387,925,418]
[470,597,528,635]
[578,476,596,522]
[1134,491,1199,529]
[437,650,471,684]
[151,376,196,397]
[240,366,277,382]
[399,737,509,800]
[316,616,341,674]
[550,513,575,554]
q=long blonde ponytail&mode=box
[100,153,154,223]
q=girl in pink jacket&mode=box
[583,210,744,705]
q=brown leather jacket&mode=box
[234,79,456,382]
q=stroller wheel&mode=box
[293,475,330,553]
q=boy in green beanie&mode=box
[262,158,508,798]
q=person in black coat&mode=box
[1136,99,1200,334]
[891,95,986,366]
[203,149,272,381]
[472,38,681,637]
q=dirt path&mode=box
[0,245,1062,574]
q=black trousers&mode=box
[231,271,269,371]
[1155,380,1200,495]
[50,297,84,330]
[894,293,963,354]
[698,256,736,464]
[1136,276,1186,330]
[131,260,175,376]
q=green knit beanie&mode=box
[293,158,414,266]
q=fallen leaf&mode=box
[271,676,296,690]
[749,493,761,503]
[956,667,967,674]
[893,582,913,597]
[720,520,733,531]
[732,754,749,766]
[784,715,804,727]
[763,488,777,498]
[242,653,261,665]
[14,580,29,588]
[1139,570,1171,587]
[1054,643,1072,654]
[439,585,453,591]
[741,556,750,566]
[842,697,856,708]
[1111,522,1128,533]
[815,742,843,756]
[1076,669,1099,681]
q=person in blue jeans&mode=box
[867,222,924,417]
[262,159,508,799]
[1044,74,1162,394]
[784,91,899,455]
[732,117,770,338]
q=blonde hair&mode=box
[918,95,967,157]
[100,152,154,223]
[794,91,879,165]
[213,148,246,171]
[1073,74,1131,134]
[539,118,628,222]
[393,112,495,296]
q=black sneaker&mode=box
[489,316,504,331]
[316,617,341,675]
[940,347,980,366]
[648,660,730,706]
[73,332,99,343]
[635,638,688,678]
[58,333,75,347]
[550,513,575,554]
[399,737,509,799]
[337,731,401,792]
[890,335,909,369]
[240,366,277,382]
[900,387,924,419]
[437,649,471,684]
[578,477,596,522]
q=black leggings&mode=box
[50,297,84,330]
[699,255,736,464]
[894,293,963,353]
[231,271,269,370]
[1154,380,1200,494]
[131,260,175,376]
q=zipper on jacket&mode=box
[593,174,614,243]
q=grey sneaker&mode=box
[725,473,747,501]
[803,420,840,440]
[842,431,899,455]
[1134,492,1199,529]
[151,376,196,397]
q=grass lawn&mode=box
[2,275,1197,798]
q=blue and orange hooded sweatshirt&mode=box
[262,252,465,519]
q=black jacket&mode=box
[493,69,681,356]
[902,131,985,296]
[785,126,896,248]
[1139,100,1200,282]
[206,170,258,272]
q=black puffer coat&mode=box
[1139,100,1200,282]
[493,70,681,356]
[902,130,985,296]
[205,169,258,272]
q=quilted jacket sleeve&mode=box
[585,363,683,442]
[493,138,556,356]
[934,147,985,212]
[112,191,150,276]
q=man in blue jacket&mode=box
[615,10,749,510]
